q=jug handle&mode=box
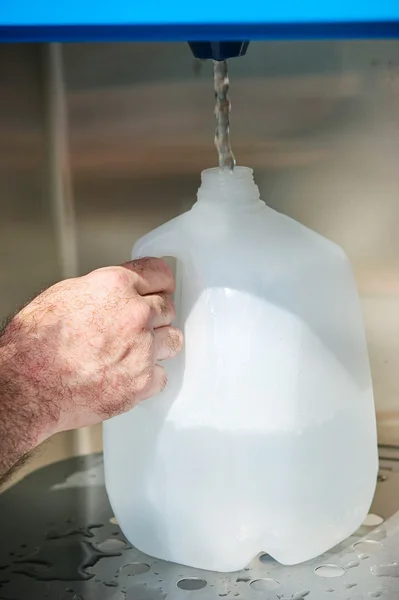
[131,217,186,319]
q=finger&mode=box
[121,257,175,296]
[145,293,175,328]
[140,364,168,400]
[154,326,184,360]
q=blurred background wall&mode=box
[1,40,399,484]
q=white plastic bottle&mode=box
[103,166,377,572]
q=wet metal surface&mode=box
[0,450,399,599]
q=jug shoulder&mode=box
[264,206,347,259]
[189,200,347,260]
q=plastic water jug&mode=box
[103,166,377,572]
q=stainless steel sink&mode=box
[0,447,399,600]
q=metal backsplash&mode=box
[1,41,399,484]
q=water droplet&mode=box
[369,529,387,542]
[315,565,345,578]
[369,592,382,598]
[372,563,399,577]
[96,539,126,552]
[177,578,207,591]
[104,580,119,587]
[277,593,309,600]
[236,577,250,583]
[325,589,334,593]
[45,524,102,540]
[363,514,384,527]
[12,540,122,581]
[109,517,119,526]
[359,554,370,560]
[119,563,151,576]
[354,541,383,554]
[346,583,357,589]
[250,578,280,591]
[345,560,360,569]
[72,595,84,600]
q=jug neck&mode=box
[196,166,263,209]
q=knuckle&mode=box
[135,301,152,327]
[136,365,155,393]
[157,258,174,279]
[158,293,175,320]
[134,257,175,287]
[138,328,154,357]
[132,256,169,274]
[130,257,153,269]
[171,327,184,352]
[167,328,184,356]
[87,266,133,290]
[98,267,131,287]
[157,327,183,360]
[108,266,134,288]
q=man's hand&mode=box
[0,258,183,480]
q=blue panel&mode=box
[1,0,399,41]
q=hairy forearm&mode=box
[0,258,182,483]
[0,375,38,483]
[0,321,56,483]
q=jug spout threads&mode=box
[213,60,235,171]
[197,166,261,206]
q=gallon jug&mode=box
[103,166,377,572]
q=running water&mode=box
[213,60,235,170]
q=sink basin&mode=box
[0,448,398,599]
